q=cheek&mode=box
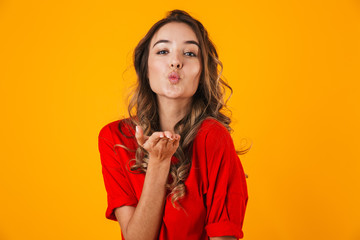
[147,58,164,79]
[147,58,163,91]
[187,63,201,95]
[194,64,202,91]
[190,62,202,83]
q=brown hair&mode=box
[121,9,250,209]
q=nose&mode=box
[169,52,183,69]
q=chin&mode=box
[159,92,191,100]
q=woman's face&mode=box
[147,22,201,102]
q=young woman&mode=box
[98,10,250,240]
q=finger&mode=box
[164,131,174,140]
[174,134,180,141]
[150,131,165,141]
[172,135,181,147]
[135,126,146,146]
[144,131,166,149]
[170,134,180,142]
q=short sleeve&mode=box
[98,124,138,221]
[204,124,248,238]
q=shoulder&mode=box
[194,119,239,172]
[197,118,232,143]
[193,118,234,153]
[98,118,135,143]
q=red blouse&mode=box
[98,118,248,239]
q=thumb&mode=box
[135,125,146,146]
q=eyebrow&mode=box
[152,39,200,48]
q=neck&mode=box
[157,96,192,132]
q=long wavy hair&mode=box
[120,9,251,209]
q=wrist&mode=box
[148,159,171,170]
[145,161,170,187]
[148,154,171,165]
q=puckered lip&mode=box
[168,71,180,80]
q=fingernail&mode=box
[135,126,139,133]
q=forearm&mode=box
[125,160,170,240]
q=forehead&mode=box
[150,22,198,45]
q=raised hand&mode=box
[135,126,180,164]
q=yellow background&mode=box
[1,0,359,239]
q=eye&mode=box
[184,51,197,57]
[156,50,168,55]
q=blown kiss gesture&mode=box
[135,125,181,164]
